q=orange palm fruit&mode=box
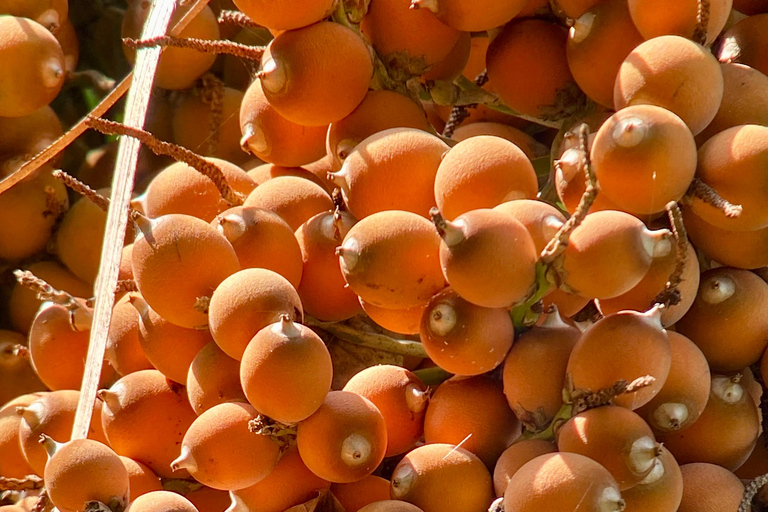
[208,268,303,361]
[359,301,426,335]
[331,475,391,512]
[503,452,624,511]
[0,167,68,262]
[43,437,129,512]
[656,374,760,470]
[628,0,731,44]
[0,105,63,162]
[171,402,280,490]
[558,210,672,299]
[137,160,256,222]
[119,456,162,499]
[241,316,332,424]
[689,124,768,232]
[8,261,91,334]
[675,267,768,371]
[231,0,335,30]
[621,446,683,512]
[614,35,724,135]
[329,128,448,220]
[126,491,199,512]
[567,308,672,410]
[420,31,471,82]
[420,288,515,375]
[502,309,580,429]
[391,443,494,512]
[566,0,644,107]
[492,440,557,497]
[553,0,603,17]
[0,0,69,34]
[295,209,363,322]
[172,86,248,164]
[342,365,429,457]
[435,137,538,220]
[28,301,116,391]
[338,210,445,309]
[557,405,661,490]
[451,123,542,159]
[677,463,745,512]
[186,342,246,415]
[122,2,218,90]
[98,369,198,478]
[130,295,212,384]
[540,289,590,318]
[246,163,329,191]
[185,487,230,512]
[259,22,372,126]
[434,208,538,308]
[231,447,331,512]
[590,105,696,214]
[412,0,527,30]
[131,213,240,329]
[596,243,699,327]
[105,293,153,376]
[492,199,566,255]
[697,62,768,143]
[487,19,581,119]
[327,90,430,172]
[242,175,334,230]
[212,206,303,288]
[717,13,768,77]
[240,80,328,167]
[0,392,44,478]
[425,375,520,467]
[358,502,423,512]
[360,0,461,70]
[634,331,711,433]
[735,433,768,479]
[420,287,514,375]
[297,390,387,483]
[553,146,621,215]
[55,192,111,285]
[18,390,106,476]
[0,331,46,405]
[0,16,65,118]
[683,208,768,269]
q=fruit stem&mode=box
[248,414,297,453]
[86,116,245,206]
[123,36,266,60]
[51,169,110,212]
[540,123,598,267]
[412,366,453,387]
[13,270,93,331]
[304,316,429,358]
[684,177,742,218]
[441,69,488,138]
[510,261,553,330]
[198,74,224,156]
[115,279,138,294]
[653,201,688,308]
[692,0,710,46]
[0,475,44,492]
[739,471,768,512]
[429,208,464,246]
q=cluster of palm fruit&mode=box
[1,0,768,511]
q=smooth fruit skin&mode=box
[259,22,373,126]
[242,175,334,231]
[677,463,745,512]
[232,0,335,30]
[358,502,424,512]
[0,392,43,479]
[492,440,557,497]
[614,35,724,135]
[0,16,65,117]
[127,491,199,512]
[331,475,391,512]
[492,199,566,255]
[186,342,246,415]
[240,317,332,424]
[717,14,768,77]
[297,391,388,483]
[44,439,129,512]
[391,443,494,512]
[413,0,527,31]
[120,456,162,499]
[502,452,624,512]
[628,0,732,44]
[567,309,671,410]
[683,208,768,269]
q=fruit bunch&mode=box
[1,0,768,512]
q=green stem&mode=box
[304,317,428,358]
[413,366,453,386]
[518,402,573,443]
[510,262,554,330]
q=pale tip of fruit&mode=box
[327,169,348,189]
[613,116,648,148]
[429,302,457,337]
[171,446,198,473]
[338,237,360,272]
[341,433,372,467]
[410,0,438,12]
[700,274,735,305]
[539,305,570,330]
[240,123,268,155]
[652,402,689,431]
[39,434,60,459]
[711,374,744,404]
[278,314,301,338]
[391,462,416,498]
[650,231,673,258]
[638,456,666,486]
[405,383,429,414]
[569,12,595,44]
[335,139,357,164]
[38,9,60,33]
[598,486,626,512]
[641,303,664,329]
[98,384,125,414]
[42,57,65,89]
[20,401,46,430]
[554,148,584,185]
[640,228,669,259]
[717,37,740,63]
[628,436,659,474]
[218,213,247,242]
[259,58,287,94]
[225,491,248,512]
[542,214,565,242]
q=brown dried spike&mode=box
[86,116,245,206]
[123,36,265,61]
[653,202,688,308]
[692,0,710,46]
[685,177,743,218]
[217,10,262,29]
[198,74,224,155]
[52,169,110,212]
